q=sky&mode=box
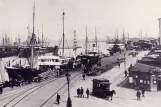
[0,0,161,43]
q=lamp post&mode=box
[65,72,72,107]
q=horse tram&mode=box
[92,78,116,100]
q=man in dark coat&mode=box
[76,88,80,98]
[118,63,120,68]
[82,74,85,80]
[80,87,84,98]
[56,93,60,104]
[84,67,87,73]
[0,84,3,94]
[141,87,145,97]
[86,88,90,99]
[136,90,141,100]
[125,70,128,78]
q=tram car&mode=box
[92,78,116,100]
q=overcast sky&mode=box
[0,0,161,42]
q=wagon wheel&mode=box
[92,92,95,95]
[107,96,109,100]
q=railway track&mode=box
[1,72,81,107]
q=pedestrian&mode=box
[76,88,80,98]
[56,69,59,76]
[56,93,60,104]
[136,90,141,101]
[10,79,14,88]
[82,74,85,80]
[73,62,76,70]
[141,87,145,97]
[0,85,3,94]
[118,63,120,68]
[125,70,128,78]
[80,87,84,98]
[84,67,87,73]
[37,75,41,83]
[86,88,90,99]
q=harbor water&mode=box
[0,42,125,83]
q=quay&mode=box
[0,50,151,107]
[1,0,161,107]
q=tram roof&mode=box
[93,78,110,83]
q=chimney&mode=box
[158,18,161,45]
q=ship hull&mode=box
[77,55,100,65]
[5,67,41,81]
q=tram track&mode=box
[1,72,81,107]
[39,73,81,107]
[0,71,75,101]
[0,77,61,102]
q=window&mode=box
[129,77,133,83]
[140,80,143,83]
[135,75,138,78]
[153,80,157,84]
[147,81,150,84]
[144,81,146,84]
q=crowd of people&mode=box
[76,87,90,99]
[56,87,90,105]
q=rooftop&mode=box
[130,63,160,73]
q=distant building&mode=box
[128,63,161,91]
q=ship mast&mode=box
[128,33,129,41]
[85,27,88,55]
[37,29,40,44]
[27,24,30,46]
[42,25,44,47]
[62,11,65,57]
[95,27,97,48]
[123,29,125,44]
[116,29,118,44]
[73,30,77,58]
[30,1,36,68]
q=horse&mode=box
[105,90,116,101]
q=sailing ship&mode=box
[107,30,127,55]
[0,59,9,85]
[37,11,72,71]
[5,2,42,82]
[18,25,57,58]
[77,27,100,66]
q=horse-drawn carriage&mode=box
[92,78,116,100]
[128,51,138,57]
